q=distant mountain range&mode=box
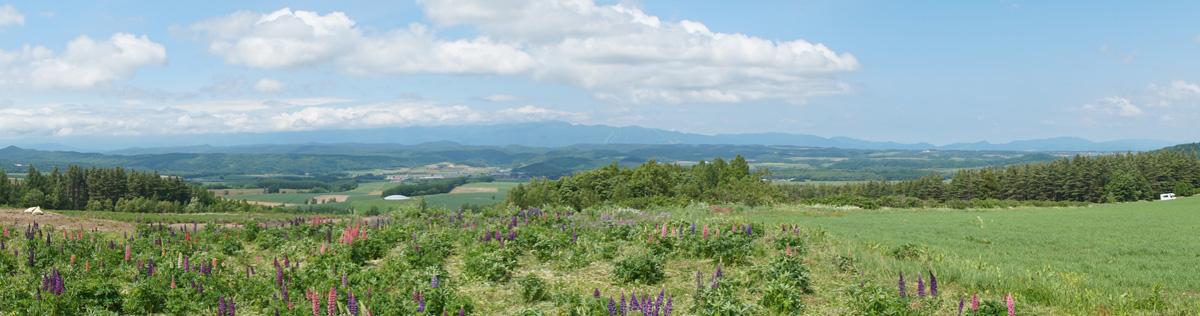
[2,121,1182,153]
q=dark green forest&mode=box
[0,165,269,213]
[788,150,1200,205]
[504,156,784,210]
[380,176,493,197]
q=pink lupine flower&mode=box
[1006,293,1015,316]
[124,244,131,261]
[971,293,979,311]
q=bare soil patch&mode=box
[449,187,499,194]
[242,201,299,207]
[0,208,133,232]
[313,195,350,203]
[209,189,266,196]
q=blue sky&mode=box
[1,0,1198,146]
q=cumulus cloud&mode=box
[422,0,860,104]
[190,2,859,105]
[1145,80,1200,107]
[0,4,23,27]
[1083,96,1142,117]
[189,8,535,75]
[0,33,167,90]
[253,78,287,93]
[0,99,584,138]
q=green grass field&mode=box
[740,197,1200,314]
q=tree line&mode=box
[381,175,494,197]
[504,156,785,210]
[786,150,1199,204]
[0,165,262,213]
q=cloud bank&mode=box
[0,33,167,90]
[189,1,859,105]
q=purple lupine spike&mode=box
[594,288,601,298]
[609,297,617,315]
[417,294,426,312]
[459,306,465,316]
[715,264,723,278]
[229,299,236,316]
[690,222,695,235]
[745,224,752,237]
[432,275,439,288]
[630,294,639,311]
[930,270,938,296]
[695,268,703,288]
[620,292,627,316]
[665,295,673,316]
[898,272,906,297]
[958,296,965,315]
[348,291,359,315]
[219,295,227,316]
[342,273,348,288]
[917,275,925,298]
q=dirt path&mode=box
[242,201,299,207]
[0,208,133,232]
[449,187,499,194]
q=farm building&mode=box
[384,195,411,200]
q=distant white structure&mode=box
[1160,193,1177,200]
[24,206,43,215]
[384,195,411,201]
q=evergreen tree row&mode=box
[504,156,785,210]
[0,165,224,212]
[786,150,1200,203]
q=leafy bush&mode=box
[612,252,665,285]
[518,274,550,302]
[692,283,759,315]
[844,283,921,316]
[462,246,520,282]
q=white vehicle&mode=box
[1160,193,1177,200]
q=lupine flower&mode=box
[608,297,617,315]
[220,296,227,316]
[929,271,938,296]
[695,269,703,288]
[620,292,627,315]
[971,294,979,311]
[348,291,359,315]
[898,272,906,297]
[594,288,601,298]
[417,294,426,312]
[917,275,925,298]
[665,294,673,316]
[958,296,964,315]
[1006,293,1015,316]
[328,287,338,316]
[432,275,439,288]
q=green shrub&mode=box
[518,274,550,302]
[612,252,665,285]
[462,246,519,282]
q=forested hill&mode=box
[1160,142,1200,153]
[0,144,1071,180]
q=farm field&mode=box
[746,197,1200,314]
[220,181,520,212]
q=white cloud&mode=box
[483,94,525,102]
[0,4,24,27]
[253,78,287,93]
[419,0,859,104]
[189,8,535,75]
[0,33,167,90]
[0,99,583,137]
[1083,96,1143,117]
[191,2,859,105]
[1145,80,1200,107]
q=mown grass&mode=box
[742,198,1200,315]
